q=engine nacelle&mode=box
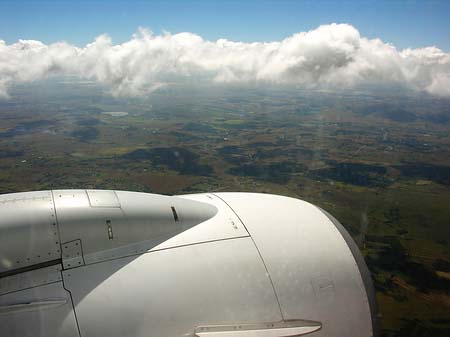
[0,190,377,337]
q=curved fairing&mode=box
[0,190,378,337]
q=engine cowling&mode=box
[0,190,377,337]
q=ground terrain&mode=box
[1,80,449,336]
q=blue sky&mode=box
[0,0,449,50]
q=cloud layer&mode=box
[1,23,450,98]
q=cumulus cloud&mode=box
[1,23,450,98]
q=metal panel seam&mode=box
[0,280,61,297]
[50,190,63,257]
[60,270,82,337]
[52,190,82,336]
[0,259,61,279]
[211,193,285,321]
[66,235,250,269]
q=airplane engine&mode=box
[0,190,378,337]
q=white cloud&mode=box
[1,23,450,98]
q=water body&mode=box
[102,111,129,117]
